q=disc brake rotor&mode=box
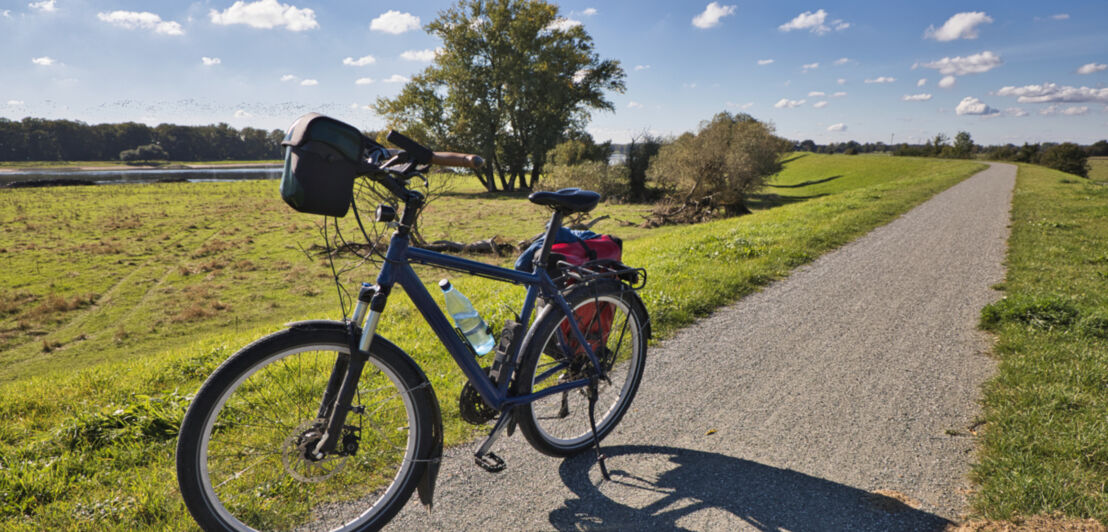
[281,419,349,483]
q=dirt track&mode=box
[385,163,1017,531]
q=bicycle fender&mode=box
[284,319,445,511]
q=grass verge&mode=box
[971,164,1108,524]
[0,155,984,529]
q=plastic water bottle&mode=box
[439,279,495,355]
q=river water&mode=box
[0,166,282,187]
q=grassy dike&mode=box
[971,164,1108,524]
[0,155,984,529]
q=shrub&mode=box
[542,161,629,200]
[1039,142,1089,178]
[647,112,791,220]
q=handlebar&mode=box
[384,130,484,170]
[431,152,484,169]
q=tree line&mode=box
[0,117,285,162]
[795,133,1105,178]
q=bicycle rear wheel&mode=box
[176,327,434,531]
[514,281,648,456]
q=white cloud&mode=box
[342,55,376,66]
[955,96,999,115]
[837,78,846,85]
[98,11,185,35]
[582,8,597,16]
[779,9,849,35]
[383,74,409,83]
[995,83,1108,103]
[864,76,895,84]
[210,0,318,31]
[1077,63,1107,75]
[401,49,438,62]
[808,91,826,97]
[831,91,847,97]
[32,56,56,66]
[924,12,992,41]
[634,64,651,71]
[920,51,1002,76]
[757,59,774,66]
[7,100,24,106]
[234,109,253,118]
[813,101,829,108]
[300,79,317,86]
[370,10,419,34]
[2,10,11,18]
[1040,104,1090,116]
[833,57,850,65]
[938,75,956,88]
[355,77,374,85]
[902,93,933,101]
[627,101,643,109]
[692,2,736,29]
[280,74,297,82]
[917,78,927,87]
[802,62,819,72]
[1004,107,1028,117]
[827,123,846,131]
[28,0,56,13]
[546,18,582,32]
[202,57,221,66]
[1050,13,1069,20]
[774,98,805,108]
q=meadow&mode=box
[972,163,1108,523]
[0,154,1020,529]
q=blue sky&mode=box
[3,0,1106,145]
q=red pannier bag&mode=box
[551,235,622,359]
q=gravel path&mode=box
[385,162,1016,531]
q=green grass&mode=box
[971,163,1108,524]
[1088,156,1108,183]
[0,154,985,530]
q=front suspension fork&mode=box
[313,284,386,457]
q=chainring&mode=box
[458,374,498,425]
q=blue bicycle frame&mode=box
[347,194,603,413]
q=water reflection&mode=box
[0,167,281,187]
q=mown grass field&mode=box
[972,163,1108,523]
[1088,156,1108,183]
[0,154,988,529]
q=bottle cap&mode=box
[438,279,451,291]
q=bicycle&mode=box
[175,113,651,531]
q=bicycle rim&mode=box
[192,339,420,531]
[525,290,645,451]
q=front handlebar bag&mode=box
[280,113,376,217]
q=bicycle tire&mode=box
[176,327,434,531]
[513,281,648,456]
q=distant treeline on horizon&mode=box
[0,117,286,162]
[2,116,1106,164]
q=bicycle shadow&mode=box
[549,445,951,532]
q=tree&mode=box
[1039,142,1089,178]
[625,132,663,202]
[647,112,791,220]
[546,132,611,166]
[376,0,626,192]
[951,131,974,159]
[1086,140,1108,157]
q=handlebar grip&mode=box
[431,152,485,169]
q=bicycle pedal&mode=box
[475,452,506,473]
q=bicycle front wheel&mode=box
[176,327,434,531]
[514,281,648,456]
